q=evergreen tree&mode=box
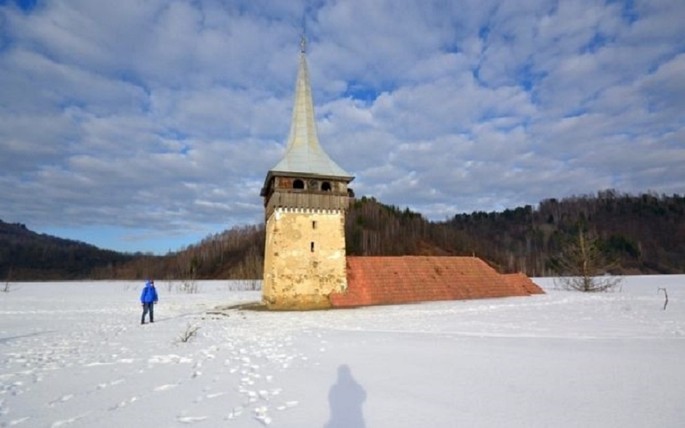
[551,228,622,292]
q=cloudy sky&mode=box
[1,0,684,254]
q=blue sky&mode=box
[1,0,684,254]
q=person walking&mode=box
[140,279,158,324]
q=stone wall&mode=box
[262,208,347,310]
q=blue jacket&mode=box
[140,281,159,304]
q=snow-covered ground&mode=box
[1,276,684,427]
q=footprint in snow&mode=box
[153,383,179,392]
[205,392,226,399]
[276,401,299,411]
[9,416,30,425]
[253,406,272,426]
[50,413,88,427]
[107,396,138,411]
[227,405,244,419]
[246,390,259,403]
[48,394,73,407]
[177,415,208,424]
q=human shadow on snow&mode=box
[324,364,367,428]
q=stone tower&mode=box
[260,39,354,310]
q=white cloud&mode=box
[0,0,683,253]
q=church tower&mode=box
[260,38,354,310]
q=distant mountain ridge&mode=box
[2,190,684,280]
[0,220,134,280]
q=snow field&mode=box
[1,276,684,427]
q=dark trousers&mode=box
[141,302,154,323]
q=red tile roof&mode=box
[330,256,544,308]
[503,272,546,295]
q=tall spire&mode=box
[269,38,351,179]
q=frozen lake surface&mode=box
[1,276,684,427]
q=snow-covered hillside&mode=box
[1,276,684,427]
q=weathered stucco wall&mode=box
[263,208,347,310]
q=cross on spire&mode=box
[300,34,307,54]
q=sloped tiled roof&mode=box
[502,272,545,295]
[330,256,543,308]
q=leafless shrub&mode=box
[178,323,200,343]
[178,279,200,294]
[658,288,669,310]
[226,279,262,291]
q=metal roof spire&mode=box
[269,37,352,179]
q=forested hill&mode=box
[0,220,134,280]
[2,191,684,280]
[347,191,684,275]
[445,191,685,275]
[115,191,685,279]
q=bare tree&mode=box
[177,259,200,293]
[552,228,622,292]
[3,268,15,293]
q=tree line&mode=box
[98,225,265,280]
[2,190,684,280]
[445,190,685,275]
